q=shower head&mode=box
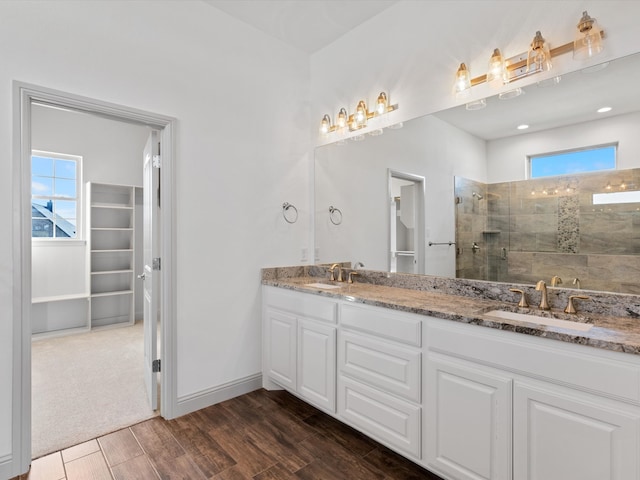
[472,192,484,200]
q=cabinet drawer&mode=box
[265,287,337,324]
[339,331,421,402]
[427,321,640,404]
[341,303,421,346]
[338,376,421,459]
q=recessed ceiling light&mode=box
[517,124,529,130]
[597,106,612,113]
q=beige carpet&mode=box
[32,321,158,459]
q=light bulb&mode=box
[319,114,331,135]
[527,31,552,74]
[376,92,388,115]
[454,63,471,98]
[355,100,367,127]
[573,11,603,60]
[336,108,348,129]
[487,48,506,87]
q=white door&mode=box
[141,131,159,410]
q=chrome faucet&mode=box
[551,276,563,287]
[535,280,550,310]
[329,263,344,282]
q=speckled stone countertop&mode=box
[262,266,640,356]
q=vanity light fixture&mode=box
[465,99,487,110]
[574,11,604,60]
[319,92,399,141]
[453,11,605,101]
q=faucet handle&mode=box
[348,271,359,284]
[564,295,590,314]
[509,288,529,308]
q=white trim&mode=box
[12,81,178,475]
[174,374,263,418]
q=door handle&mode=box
[137,273,146,280]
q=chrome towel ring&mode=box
[329,206,342,225]
[282,202,298,224]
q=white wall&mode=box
[1,1,310,474]
[30,105,149,301]
[487,111,640,183]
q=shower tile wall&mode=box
[455,168,640,293]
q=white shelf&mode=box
[32,293,90,304]
[91,269,134,275]
[90,290,133,298]
[87,182,136,329]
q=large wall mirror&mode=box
[314,52,640,294]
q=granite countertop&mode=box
[263,276,640,356]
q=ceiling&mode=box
[202,0,400,54]
[434,53,640,141]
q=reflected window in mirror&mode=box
[529,144,616,179]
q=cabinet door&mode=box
[298,319,336,413]
[426,353,512,480]
[266,308,297,391]
[514,382,640,480]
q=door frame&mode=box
[12,81,177,471]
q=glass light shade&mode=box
[319,114,331,135]
[465,99,487,110]
[355,100,367,127]
[527,31,552,74]
[454,63,471,98]
[336,108,348,129]
[573,11,603,60]
[376,92,388,115]
[486,48,506,87]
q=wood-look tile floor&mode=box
[12,389,444,480]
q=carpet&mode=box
[31,321,158,459]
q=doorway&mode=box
[12,82,176,471]
[388,169,426,274]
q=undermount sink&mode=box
[305,282,342,290]
[483,309,594,332]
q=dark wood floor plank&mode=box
[363,446,445,480]
[130,417,185,460]
[206,424,278,477]
[242,419,315,473]
[293,458,357,480]
[299,433,386,480]
[261,391,318,420]
[98,428,143,467]
[111,454,160,480]
[165,414,237,476]
[252,462,296,480]
[303,412,378,457]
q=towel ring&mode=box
[329,206,342,225]
[282,202,298,224]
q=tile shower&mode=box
[455,168,640,294]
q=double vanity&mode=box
[262,265,640,480]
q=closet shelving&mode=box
[87,182,136,329]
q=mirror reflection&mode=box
[314,52,640,294]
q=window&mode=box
[32,151,82,239]
[529,144,616,179]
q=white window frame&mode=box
[31,149,83,242]
[527,143,617,179]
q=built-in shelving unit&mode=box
[87,182,136,329]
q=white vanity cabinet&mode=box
[263,286,337,413]
[425,353,512,480]
[424,318,640,480]
[337,303,422,459]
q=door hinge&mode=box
[152,257,161,271]
[152,359,161,373]
[152,155,161,168]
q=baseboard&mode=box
[174,373,262,417]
